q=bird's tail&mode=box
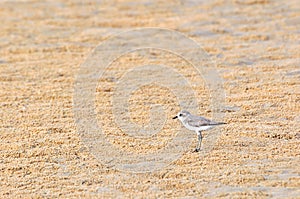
[211,122,227,125]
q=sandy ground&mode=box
[0,0,299,198]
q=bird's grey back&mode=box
[185,114,223,127]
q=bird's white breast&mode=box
[182,121,213,132]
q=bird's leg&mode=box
[193,131,202,152]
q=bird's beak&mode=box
[172,116,178,119]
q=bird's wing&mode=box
[186,115,224,127]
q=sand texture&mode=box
[0,0,299,198]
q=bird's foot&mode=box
[193,148,200,153]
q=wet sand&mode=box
[0,0,299,198]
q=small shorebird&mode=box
[173,110,226,152]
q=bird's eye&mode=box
[179,114,182,117]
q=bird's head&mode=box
[172,110,191,122]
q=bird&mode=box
[173,110,226,152]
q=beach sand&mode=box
[0,0,299,198]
